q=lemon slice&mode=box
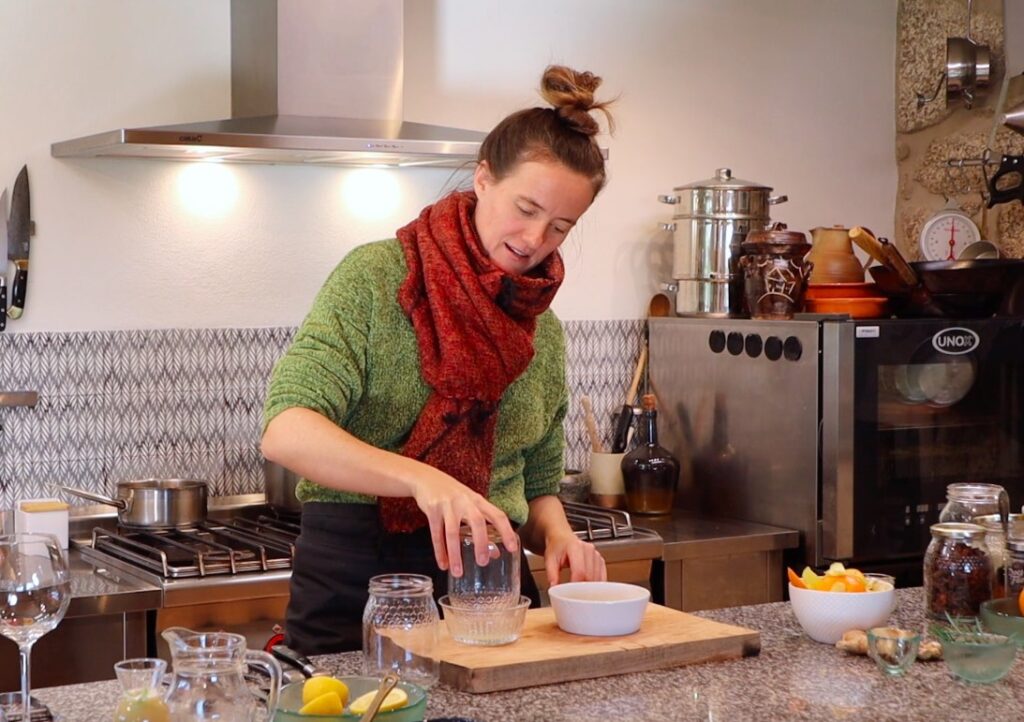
[302,676,350,707]
[299,690,344,715]
[348,687,409,715]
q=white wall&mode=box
[0,0,896,331]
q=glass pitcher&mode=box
[161,627,281,722]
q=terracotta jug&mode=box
[806,225,870,284]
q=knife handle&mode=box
[0,279,6,331]
[8,259,27,319]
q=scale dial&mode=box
[918,209,981,261]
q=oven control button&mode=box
[764,336,783,360]
[783,336,803,361]
[727,332,744,355]
[708,330,726,353]
[744,334,763,358]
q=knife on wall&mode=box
[0,187,7,331]
[7,165,32,320]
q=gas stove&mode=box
[71,496,297,606]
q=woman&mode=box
[262,65,615,654]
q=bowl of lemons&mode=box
[273,675,427,721]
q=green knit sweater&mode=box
[262,239,568,525]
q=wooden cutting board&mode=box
[432,603,759,693]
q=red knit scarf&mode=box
[380,190,564,533]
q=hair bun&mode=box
[540,65,614,137]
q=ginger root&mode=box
[918,640,942,661]
[834,628,943,661]
[835,629,868,655]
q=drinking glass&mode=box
[866,627,920,676]
[0,534,72,722]
[113,658,169,722]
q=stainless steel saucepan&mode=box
[61,478,208,529]
[264,460,302,514]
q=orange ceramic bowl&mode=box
[804,282,880,300]
[804,296,890,319]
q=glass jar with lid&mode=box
[938,483,1008,523]
[924,522,994,621]
[971,513,1024,598]
[362,574,440,688]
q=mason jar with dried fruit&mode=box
[924,522,994,621]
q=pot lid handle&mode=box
[716,168,732,181]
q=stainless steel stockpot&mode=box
[61,478,208,529]
[659,168,787,317]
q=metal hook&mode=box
[917,72,947,108]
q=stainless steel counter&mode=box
[641,511,800,611]
[641,512,799,560]
[67,552,161,617]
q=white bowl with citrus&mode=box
[788,563,896,644]
[274,674,426,720]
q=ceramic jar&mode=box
[739,223,813,319]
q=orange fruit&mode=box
[788,567,806,588]
[1019,587,1024,617]
[814,574,866,593]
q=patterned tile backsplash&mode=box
[0,321,644,510]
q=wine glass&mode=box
[0,534,71,722]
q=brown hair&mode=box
[478,65,615,197]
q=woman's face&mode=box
[473,159,595,275]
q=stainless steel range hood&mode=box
[52,0,485,168]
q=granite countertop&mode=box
[35,588,1023,721]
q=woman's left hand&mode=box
[543,530,607,587]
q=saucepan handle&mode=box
[986,155,1024,207]
[59,485,127,510]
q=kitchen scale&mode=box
[918,201,981,261]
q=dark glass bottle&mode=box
[621,394,680,515]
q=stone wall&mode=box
[896,0,1024,258]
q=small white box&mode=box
[15,498,70,549]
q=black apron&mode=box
[285,502,542,655]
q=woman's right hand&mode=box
[263,409,518,576]
[410,469,518,578]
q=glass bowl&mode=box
[273,677,427,721]
[438,594,530,646]
[980,597,1024,646]
[866,627,920,676]
[943,632,1018,684]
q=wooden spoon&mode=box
[647,292,672,317]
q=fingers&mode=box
[546,553,562,588]
[550,538,607,585]
[445,507,465,578]
[427,514,450,572]
[477,501,517,558]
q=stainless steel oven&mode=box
[649,315,1024,586]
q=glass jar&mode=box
[1007,540,1024,597]
[971,513,1024,598]
[362,574,439,688]
[938,483,1007,523]
[448,526,520,609]
[923,522,993,621]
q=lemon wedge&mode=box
[302,676,350,707]
[299,690,344,715]
[348,687,409,715]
